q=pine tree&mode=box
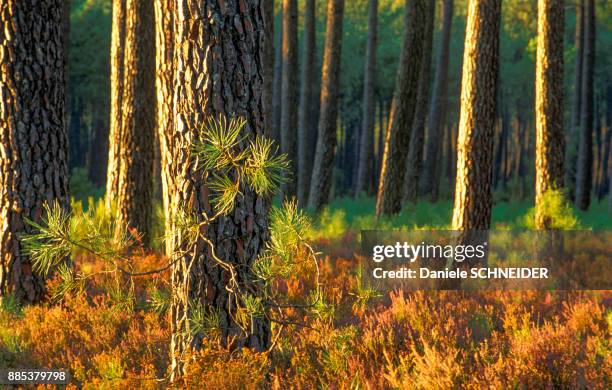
[422,0,453,201]
[297,0,317,205]
[404,0,435,204]
[272,5,283,144]
[575,0,595,211]
[0,0,69,302]
[154,0,175,255]
[535,0,564,229]
[115,0,156,244]
[170,0,271,376]
[106,0,127,205]
[565,0,584,201]
[376,0,427,216]
[451,0,501,231]
[280,0,299,199]
[355,0,378,198]
[262,0,275,139]
[308,0,345,211]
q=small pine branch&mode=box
[21,202,72,277]
[208,174,241,215]
[193,116,248,171]
[244,136,290,195]
[148,287,171,316]
[189,302,221,339]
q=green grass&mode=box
[306,196,612,238]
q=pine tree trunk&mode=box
[609,150,612,211]
[355,0,378,198]
[170,0,270,378]
[376,0,427,216]
[404,0,435,204]
[535,0,564,229]
[596,123,610,200]
[272,6,283,144]
[115,0,155,245]
[422,0,453,202]
[297,0,317,205]
[0,0,69,303]
[263,0,275,138]
[565,0,584,201]
[451,0,501,230]
[280,0,298,199]
[88,106,109,186]
[575,0,595,211]
[374,98,386,193]
[598,121,611,200]
[62,0,71,78]
[154,0,175,256]
[493,104,508,190]
[68,97,85,169]
[106,0,126,206]
[445,121,456,197]
[308,0,345,211]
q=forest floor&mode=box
[1,199,610,388]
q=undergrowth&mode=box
[1,196,609,388]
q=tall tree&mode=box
[308,0,345,211]
[535,0,564,229]
[154,0,175,255]
[88,106,109,186]
[280,0,298,199]
[376,0,427,216]
[575,0,595,211]
[262,0,275,138]
[404,0,435,204]
[0,0,69,302]
[106,0,126,206]
[565,0,584,201]
[62,0,71,78]
[451,0,501,230]
[297,0,317,205]
[170,0,270,377]
[115,0,155,244]
[422,0,454,201]
[355,0,378,198]
[272,6,283,143]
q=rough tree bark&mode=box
[575,0,595,211]
[115,0,156,245]
[0,0,69,303]
[375,0,426,216]
[154,0,175,256]
[565,0,583,201]
[404,0,435,204]
[308,0,345,212]
[170,0,271,378]
[535,0,564,229]
[106,0,126,206]
[297,0,317,205]
[355,0,378,198]
[280,0,298,199]
[422,0,453,202]
[451,0,501,231]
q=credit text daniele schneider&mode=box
[370,242,549,280]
